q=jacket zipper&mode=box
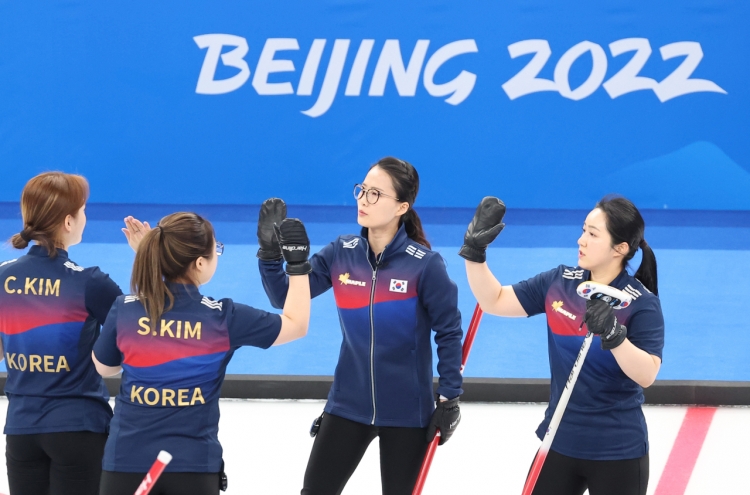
[360,237,382,425]
[369,266,378,424]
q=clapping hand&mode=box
[122,216,152,252]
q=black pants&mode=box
[528,448,649,495]
[100,470,221,495]
[6,431,108,495]
[301,413,428,495]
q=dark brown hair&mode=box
[596,195,658,295]
[368,157,430,248]
[131,212,215,329]
[10,172,90,258]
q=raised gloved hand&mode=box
[458,197,506,263]
[257,198,287,261]
[583,298,628,350]
[273,218,312,276]
[426,396,461,445]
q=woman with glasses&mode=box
[0,172,134,495]
[257,157,464,495]
[92,212,313,495]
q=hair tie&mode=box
[19,229,31,242]
[639,238,648,249]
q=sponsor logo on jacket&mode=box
[551,301,577,321]
[338,273,366,287]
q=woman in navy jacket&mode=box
[461,195,663,495]
[0,172,131,495]
[93,212,312,495]
[258,157,464,495]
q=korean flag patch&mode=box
[389,279,408,293]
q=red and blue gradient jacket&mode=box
[93,283,281,472]
[513,265,664,460]
[259,225,463,428]
[0,245,121,434]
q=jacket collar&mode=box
[360,223,410,265]
[27,245,69,259]
[165,281,203,300]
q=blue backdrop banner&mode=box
[1,1,748,209]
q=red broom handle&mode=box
[412,304,484,495]
[134,451,172,495]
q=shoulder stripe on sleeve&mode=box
[342,238,359,249]
[623,285,642,299]
[123,295,140,303]
[63,261,85,272]
[201,297,223,311]
[562,269,584,280]
[405,245,426,260]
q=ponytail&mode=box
[10,227,35,250]
[131,228,172,331]
[402,208,431,249]
[596,195,659,296]
[130,213,215,331]
[635,239,658,295]
[11,226,56,254]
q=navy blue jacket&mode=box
[514,265,664,460]
[0,246,121,434]
[259,225,463,428]
[94,283,281,472]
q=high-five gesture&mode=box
[274,218,312,275]
[257,198,287,260]
[458,197,506,263]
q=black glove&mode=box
[273,218,312,275]
[583,298,628,350]
[257,198,287,261]
[426,397,461,445]
[458,197,506,263]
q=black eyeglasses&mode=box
[216,241,224,256]
[353,184,400,205]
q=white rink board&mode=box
[0,398,746,494]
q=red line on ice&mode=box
[654,406,717,495]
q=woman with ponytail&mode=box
[257,157,464,494]
[92,212,312,495]
[461,194,663,495]
[0,172,129,495]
